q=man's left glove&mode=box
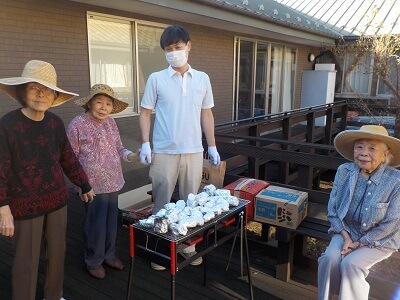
[208,146,221,166]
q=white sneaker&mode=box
[180,251,203,266]
[151,262,166,271]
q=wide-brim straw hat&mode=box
[334,125,400,167]
[0,60,78,107]
[74,84,128,114]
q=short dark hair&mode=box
[160,25,191,50]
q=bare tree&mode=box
[324,12,400,137]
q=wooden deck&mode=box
[0,168,399,299]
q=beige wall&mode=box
[0,0,319,164]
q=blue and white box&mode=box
[254,185,308,229]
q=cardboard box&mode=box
[224,178,269,218]
[254,185,308,229]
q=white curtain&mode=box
[344,53,371,94]
[271,46,283,113]
[281,48,293,111]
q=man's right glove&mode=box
[139,142,152,165]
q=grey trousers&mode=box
[12,206,67,300]
[317,234,393,300]
[149,152,203,214]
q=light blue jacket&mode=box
[328,162,400,251]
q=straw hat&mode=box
[74,84,128,114]
[334,125,400,167]
[0,60,78,106]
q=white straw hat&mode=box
[74,84,128,114]
[334,125,400,167]
[0,60,78,106]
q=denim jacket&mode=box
[328,162,400,251]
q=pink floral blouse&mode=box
[67,113,132,194]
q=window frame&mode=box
[336,51,374,97]
[87,12,168,118]
[233,36,298,120]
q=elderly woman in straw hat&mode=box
[0,60,95,300]
[318,125,400,300]
[67,84,139,280]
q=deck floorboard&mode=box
[0,172,398,299]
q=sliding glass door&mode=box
[234,37,297,120]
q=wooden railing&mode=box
[212,101,349,189]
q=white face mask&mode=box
[165,49,188,68]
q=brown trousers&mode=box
[12,206,67,300]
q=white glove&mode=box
[208,146,221,166]
[139,142,152,165]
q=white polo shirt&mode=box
[141,65,214,154]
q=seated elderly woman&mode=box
[318,125,400,300]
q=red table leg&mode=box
[126,226,135,300]
[170,241,176,300]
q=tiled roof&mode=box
[201,0,344,37]
[204,0,400,36]
[276,0,400,36]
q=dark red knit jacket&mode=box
[0,109,91,220]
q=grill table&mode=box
[126,200,253,300]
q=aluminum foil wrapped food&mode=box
[138,215,157,228]
[212,205,223,216]
[179,216,198,228]
[191,210,205,226]
[165,209,179,224]
[186,193,199,207]
[214,189,231,197]
[169,223,188,236]
[214,201,230,213]
[203,212,215,222]
[175,199,186,211]
[164,202,176,210]
[215,197,230,207]
[226,195,239,206]
[153,217,169,234]
[136,184,238,234]
[203,200,216,209]
[203,184,217,196]
[155,208,166,217]
[182,206,192,216]
[200,207,215,222]
[195,192,209,206]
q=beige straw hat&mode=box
[0,60,78,107]
[74,84,128,114]
[334,125,400,167]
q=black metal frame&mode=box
[126,200,253,300]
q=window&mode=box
[377,55,398,96]
[337,52,372,95]
[234,37,297,120]
[87,13,166,116]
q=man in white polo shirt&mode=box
[139,25,220,270]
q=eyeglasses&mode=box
[26,85,56,96]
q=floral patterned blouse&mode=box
[67,113,133,194]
